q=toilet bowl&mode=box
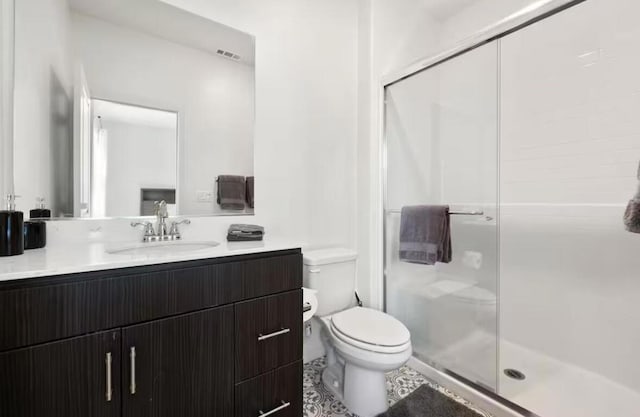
[319,307,412,416]
[303,248,412,417]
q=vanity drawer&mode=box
[235,361,302,417]
[234,290,302,381]
[0,270,170,352]
[240,254,302,299]
[168,261,243,312]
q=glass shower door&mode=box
[499,0,640,415]
[384,42,499,390]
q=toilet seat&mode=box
[330,307,411,354]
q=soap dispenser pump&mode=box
[0,194,25,257]
[30,197,51,219]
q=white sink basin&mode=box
[106,241,220,256]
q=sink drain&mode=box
[504,369,526,380]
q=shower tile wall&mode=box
[499,0,640,416]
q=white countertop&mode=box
[0,238,302,282]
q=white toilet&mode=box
[303,248,412,417]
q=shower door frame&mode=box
[378,0,588,409]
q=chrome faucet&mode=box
[155,200,169,240]
[131,200,191,242]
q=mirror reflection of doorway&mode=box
[88,99,178,218]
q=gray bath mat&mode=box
[377,384,484,417]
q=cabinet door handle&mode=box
[105,352,113,402]
[259,400,291,417]
[130,346,136,395]
[257,327,290,341]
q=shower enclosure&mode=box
[383,1,640,416]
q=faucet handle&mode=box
[169,219,191,239]
[131,221,155,238]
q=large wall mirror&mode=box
[12,0,255,219]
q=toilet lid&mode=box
[331,307,410,348]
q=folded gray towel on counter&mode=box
[217,175,246,210]
[228,224,264,234]
[399,205,451,265]
[227,224,264,241]
[227,233,263,242]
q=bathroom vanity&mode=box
[0,248,302,417]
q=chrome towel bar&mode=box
[385,209,484,216]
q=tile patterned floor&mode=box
[303,357,493,417]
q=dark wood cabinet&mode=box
[122,306,235,417]
[0,249,302,417]
[0,330,121,417]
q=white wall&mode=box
[13,0,73,217]
[102,120,177,216]
[71,13,254,215]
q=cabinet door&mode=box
[235,290,302,381]
[122,306,234,417]
[0,330,121,417]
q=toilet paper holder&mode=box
[303,302,312,313]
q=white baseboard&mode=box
[407,356,525,417]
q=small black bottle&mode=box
[24,220,46,250]
[0,194,24,257]
[30,197,51,219]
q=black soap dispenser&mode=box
[30,197,51,219]
[0,194,24,257]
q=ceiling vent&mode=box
[216,49,241,61]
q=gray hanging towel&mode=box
[399,205,452,265]
[217,175,246,210]
[246,176,255,209]
[624,161,640,233]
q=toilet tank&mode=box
[303,248,357,316]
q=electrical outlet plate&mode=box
[196,191,213,202]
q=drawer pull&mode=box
[130,346,136,394]
[257,327,290,341]
[105,352,113,402]
[259,400,291,417]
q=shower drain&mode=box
[503,368,526,380]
